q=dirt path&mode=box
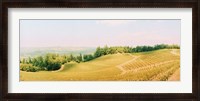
[150,65,175,81]
[131,60,177,72]
[116,53,139,75]
[117,53,178,75]
[168,68,180,81]
[116,49,180,76]
[51,65,64,72]
[124,60,178,74]
[171,49,179,56]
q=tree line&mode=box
[20,44,180,72]
[20,53,83,72]
[83,44,179,61]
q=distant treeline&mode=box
[83,44,179,61]
[20,44,179,72]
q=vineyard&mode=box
[20,49,180,81]
[117,49,180,81]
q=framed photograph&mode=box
[1,0,200,101]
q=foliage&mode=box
[92,44,179,59]
[83,54,94,62]
[20,63,40,72]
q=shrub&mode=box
[20,63,40,72]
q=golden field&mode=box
[20,49,180,81]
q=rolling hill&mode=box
[20,49,180,81]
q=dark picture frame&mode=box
[1,0,200,101]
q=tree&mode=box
[135,46,142,52]
[22,58,26,64]
[103,45,109,55]
[76,53,82,63]
[94,46,102,58]
[83,54,94,62]
[124,46,132,53]
[69,54,74,61]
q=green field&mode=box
[20,49,180,81]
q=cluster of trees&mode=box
[20,64,40,72]
[20,53,84,72]
[84,44,180,61]
[132,44,179,52]
[20,44,180,72]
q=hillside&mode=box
[20,49,180,81]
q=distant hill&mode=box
[20,47,96,58]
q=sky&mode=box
[20,20,180,48]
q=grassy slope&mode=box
[20,49,180,81]
[20,53,133,81]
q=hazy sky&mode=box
[20,20,180,47]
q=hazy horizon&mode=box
[20,20,180,48]
[20,44,180,48]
